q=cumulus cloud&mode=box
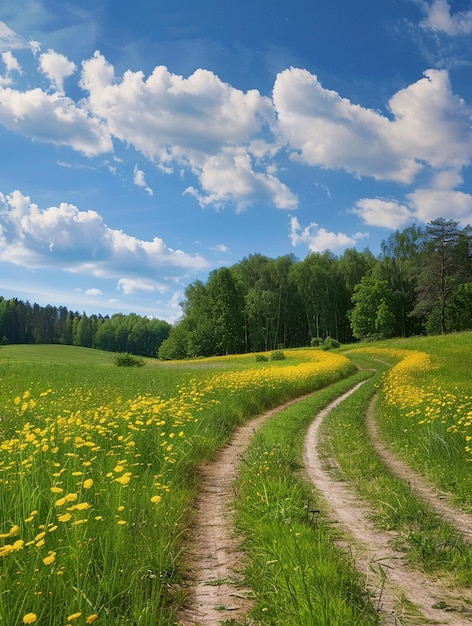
[185,146,298,211]
[407,188,472,226]
[39,49,77,93]
[0,40,470,216]
[0,190,209,288]
[273,67,472,184]
[273,67,419,183]
[289,216,368,253]
[421,0,472,36]
[0,85,113,155]
[352,198,413,229]
[85,288,102,296]
[79,52,297,210]
[353,188,472,230]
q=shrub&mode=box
[270,350,286,361]
[322,336,341,350]
[255,354,269,362]
[114,352,145,367]
[310,337,323,347]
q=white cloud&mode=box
[117,278,161,295]
[0,190,210,288]
[39,49,77,93]
[273,67,420,184]
[0,51,22,85]
[85,288,102,296]
[353,186,472,230]
[407,188,472,225]
[289,216,368,253]
[133,165,154,196]
[352,198,413,229]
[79,53,297,210]
[388,69,472,172]
[0,21,27,50]
[2,51,21,73]
[273,67,472,183]
[0,85,113,155]
[421,0,472,36]
[184,146,298,211]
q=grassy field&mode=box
[0,336,471,625]
[0,344,353,625]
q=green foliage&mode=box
[255,353,269,362]
[321,336,340,350]
[2,217,472,362]
[0,297,170,356]
[113,352,145,367]
[270,349,285,360]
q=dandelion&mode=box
[23,614,37,625]
[114,473,131,486]
[43,551,56,565]
[86,616,98,624]
[0,525,19,538]
[150,495,161,504]
[83,478,93,489]
[67,612,82,621]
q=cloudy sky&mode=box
[0,0,471,321]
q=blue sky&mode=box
[0,0,471,322]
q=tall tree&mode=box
[413,218,461,334]
[378,225,424,336]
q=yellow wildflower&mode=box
[43,551,56,565]
[67,612,82,621]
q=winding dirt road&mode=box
[178,382,472,625]
[303,384,472,625]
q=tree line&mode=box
[0,301,171,357]
[1,218,470,360]
[158,218,472,359]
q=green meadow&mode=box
[0,335,471,625]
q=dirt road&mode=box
[178,382,472,625]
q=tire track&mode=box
[177,397,309,626]
[366,395,472,543]
[303,383,472,625]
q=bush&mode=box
[114,352,145,367]
[310,337,323,347]
[255,354,269,362]
[322,336,341,350]
[270,350,286,361]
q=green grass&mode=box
[1,337,472,624]
[321,350,472,588]
[0,344,352,625]
[346,334,472,507]
[235,370,380,625]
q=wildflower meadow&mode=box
[0,347,352,625]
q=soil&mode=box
[178,383,472,626]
